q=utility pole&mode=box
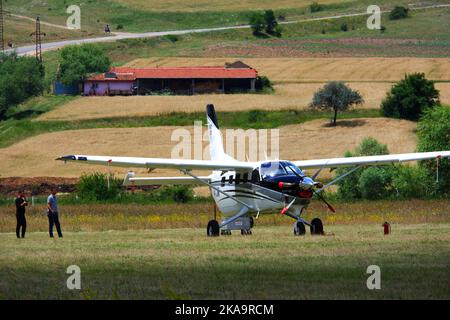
[30,16,46,62]
[0,0,4,53]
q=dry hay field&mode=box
[38,57,450,121]
[0,118,416,178]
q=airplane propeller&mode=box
[284,166,336,214]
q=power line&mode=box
[30,16,46,62]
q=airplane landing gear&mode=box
[207,220,220,237]
[310,218,324,235]
[221,230,232,236]
[241,229,252,235]
[294,221,306,236]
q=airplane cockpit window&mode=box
[284,162,305,177]
[260,162,287,179]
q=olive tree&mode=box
[309,81,364,126]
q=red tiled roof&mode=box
[86,66,257,81]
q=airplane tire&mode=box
[294,221,306,236]
[310,218,324,235]
[207,220,220,237]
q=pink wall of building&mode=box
[84,81,134,95]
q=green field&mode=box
[0,200,449,299]
[1,223,449,299]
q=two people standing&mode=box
[13,188,63,238]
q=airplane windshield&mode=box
[284,162,305,177]
[260,162,287,178]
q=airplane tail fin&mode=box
[206,104,231,161]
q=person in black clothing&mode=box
[15,190,28,239]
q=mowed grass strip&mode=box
[0,199,449,232]
[0,222,449,299]
[0,117,416,178]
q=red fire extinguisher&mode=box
[383,221,391,235]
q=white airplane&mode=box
[57,104,450,237]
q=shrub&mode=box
[310,2,323,13]
[389,6,409,20]
[336,138,389,200]
[264,10,278,35]
[417,105,450,195]
[116,24,124,30]
[358,167,393,200]
[163,34,179,43]
[391,166,434,199]
[77,172,122,201]
[249,12,265,35]
[340,23,348,32]
[151,185,194,203]
[255,75,273,91]
[381,73,439,121]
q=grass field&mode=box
[4,0,424,33]
[0,118,416,178]
[0,221,449,299]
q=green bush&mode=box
[391,166,434,199]
[163,34,179,43]
[0,53,45,120]
[340,23,348,32]
[249,12,265,35]
[255,75,273,91]
[389,6,409,20]
[417,105,450,195]
[381,73,439,121]
[310,2,323,13]
[77,172,122,201]
[336,138,390,200]
[150,185,194,203]
[358,167,393,200]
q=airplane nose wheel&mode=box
[310,218,324,235]
[294,221,306,236]
[207,220,220,237]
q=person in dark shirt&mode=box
[15,190,28,239]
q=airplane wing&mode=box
[56,155,255,171]
[293,151,450,170]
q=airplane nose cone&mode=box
[299,177,315,190]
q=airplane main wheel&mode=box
[310,218,324,235]
[241,229,252,235]
[207,220,220,237]
[294,221,306,236]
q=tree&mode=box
[389,6,409,20]
[59,44,111,86]
[249,12,265,35]
[264,10,278,35]
[417,105,450,195]
[381,73,439,121]
[0,53,45,120]
[309,81,364,126]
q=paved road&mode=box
[9,3,450,56]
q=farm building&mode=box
[83,61,258,96]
